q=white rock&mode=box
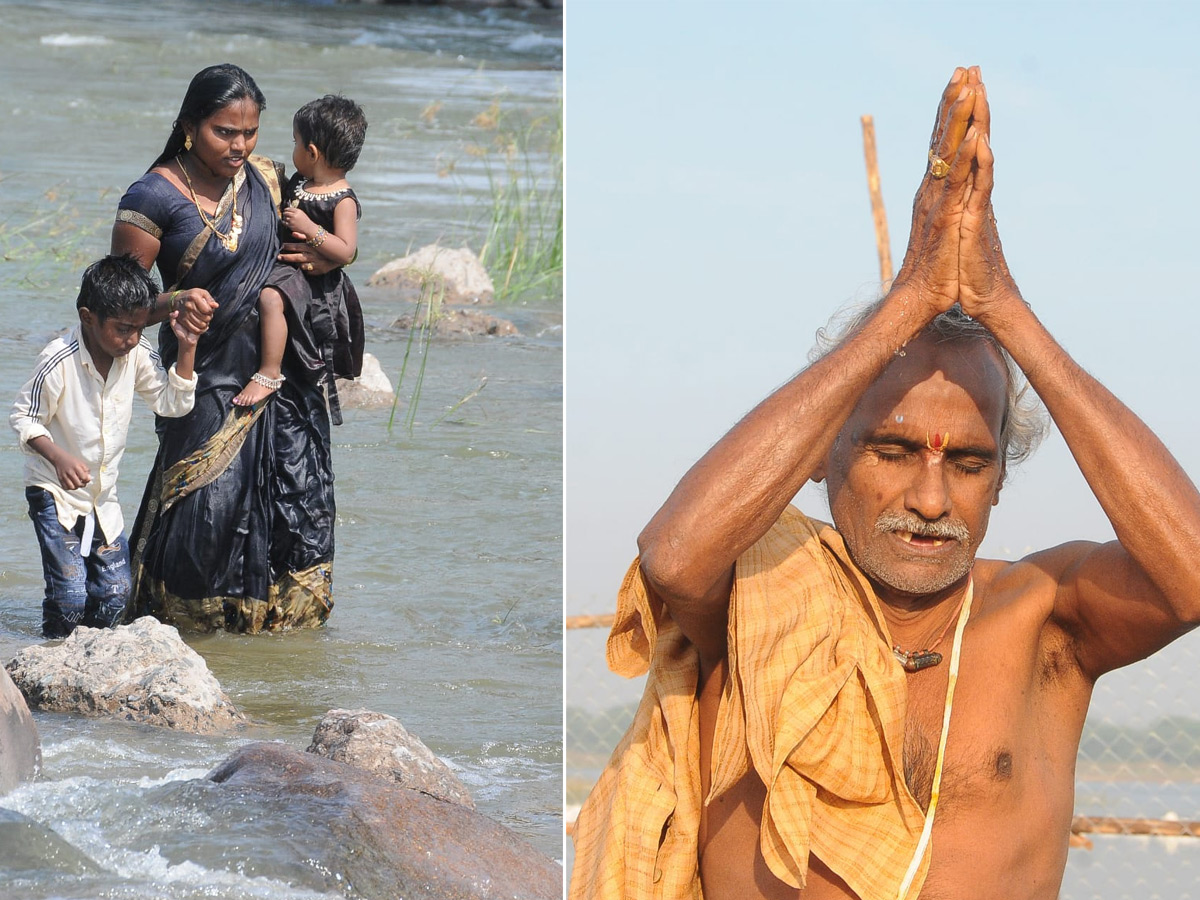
[5,617,245,734]
[368,245,495,305]
[336,352,394,410]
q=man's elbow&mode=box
[638,526,708,610]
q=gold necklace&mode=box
[177,155,242,253]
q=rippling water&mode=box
[0,1,562,895]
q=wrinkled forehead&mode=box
[854,335,1008,437]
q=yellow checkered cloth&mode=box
[570,506,929,900]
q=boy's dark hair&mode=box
[76,254,159,321]
[152,63,267,170]
[294,95,368,172]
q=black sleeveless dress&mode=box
[264,173,365,425]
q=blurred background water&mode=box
[0,0,562,896]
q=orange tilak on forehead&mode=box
[926,431,950,452]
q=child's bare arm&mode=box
[282,197,358,266]
[169,311,202,381]
[27,436,91,490]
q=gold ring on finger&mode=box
[303,262,315,272]
[928,149,950,179]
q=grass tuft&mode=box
[460,94,563,305]
[388,269,446,436]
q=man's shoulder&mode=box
[969,554,1064,622]
[738,506,844,577]
[755,505,832,551]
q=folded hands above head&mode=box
[892,65,1022,326]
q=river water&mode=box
[0,1,563,896]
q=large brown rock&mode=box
[5,617,246,734]
[208,742,560,899]
[307,708,475,808]
[0,667,40,793]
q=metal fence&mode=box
[565,615,1200,898]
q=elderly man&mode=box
[570,66,1200,900]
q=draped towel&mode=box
[570,505,930,900]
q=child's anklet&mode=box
[251,372,286,391]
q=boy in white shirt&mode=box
[11,254,202,638]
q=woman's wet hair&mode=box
[293,95,368,172]
[811,300,1049,471]
[76,254,160,321]
[152,63,267,170]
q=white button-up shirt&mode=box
[10,325,197,544]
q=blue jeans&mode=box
[26,487,131,639]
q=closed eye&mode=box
[865,443,915,462]
[951,455,993,474]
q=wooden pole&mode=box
[1071,815,1200,838]
[860,115,893,287]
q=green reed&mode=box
[388,269,446,435]
[465,96,563,304]
[386,92,561,431]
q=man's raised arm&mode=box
[955,81,1200,678]
[638,67,986,665]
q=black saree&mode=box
[118,155,335,632]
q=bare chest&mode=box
[899,621,1083,813]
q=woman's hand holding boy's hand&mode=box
[169,311,203,346]
[173,288,218,335]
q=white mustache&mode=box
[875,511,970,543]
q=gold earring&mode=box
[184,135,192,151]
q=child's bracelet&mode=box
[306,227,327,249]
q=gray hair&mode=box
[810,301,1048,470]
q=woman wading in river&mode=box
[112,63,338,633]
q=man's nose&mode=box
[905,456,952,521]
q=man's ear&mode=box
[992,462,1006,506]
[78,308,93,327]
[813,432,845,485]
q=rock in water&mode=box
[389,306,519,338]
[5,617,246,734]
[368,245,496,305]
[307,708,475,808]
[209,742,561,899]
[0,667,40,794]
[0,807,100,876]
[336,351,395,410]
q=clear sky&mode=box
[565,0,1200,719]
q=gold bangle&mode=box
[168,290,182,313]
[306,227,326,249]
